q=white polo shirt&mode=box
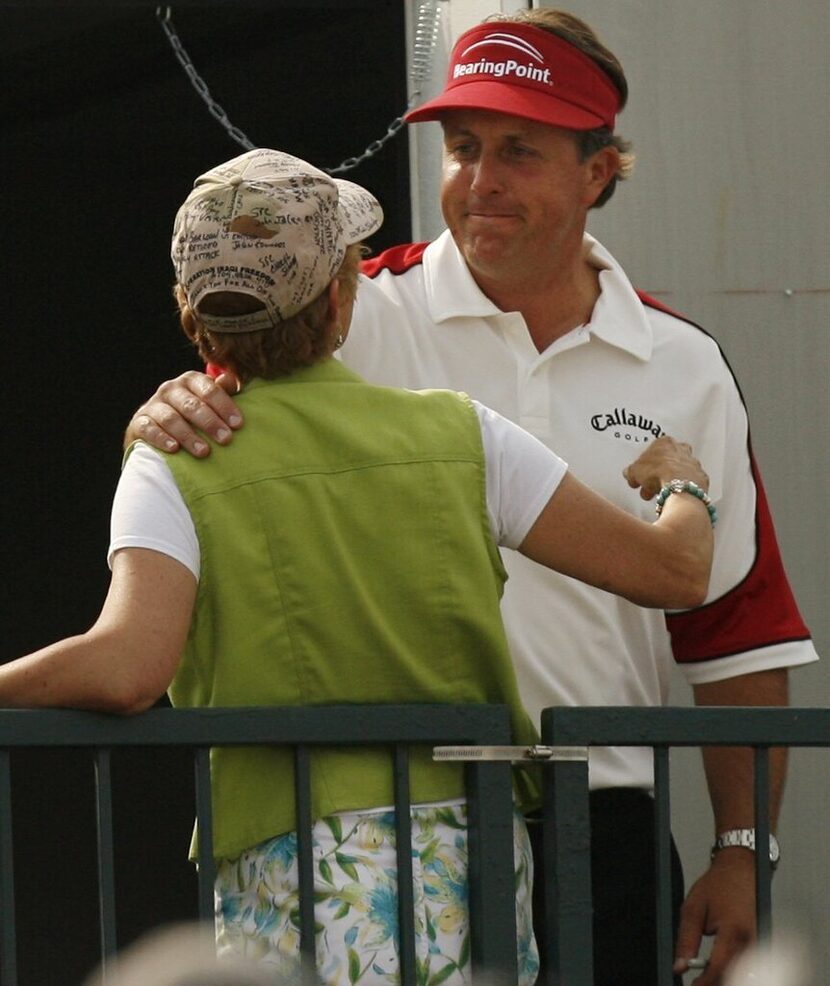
[341,230,818,791]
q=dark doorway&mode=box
[1,4,411,982]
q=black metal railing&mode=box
[0,704,519,986]
[2,705,827,985]
[539,706,830,986]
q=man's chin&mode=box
[458,234,515,277]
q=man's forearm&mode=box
[694,668,789,834]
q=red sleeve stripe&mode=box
[666,450,810,662]
[635,294,811,662]
[361,242,428,279]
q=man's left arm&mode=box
[662,344,816,983]
[673,669,789,985]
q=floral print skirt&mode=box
[215,801,538,985]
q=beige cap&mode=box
[171,148,383,332]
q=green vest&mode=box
[161,359,538,860]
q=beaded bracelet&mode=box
[655,479,717,527]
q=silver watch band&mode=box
[711,828,780,869]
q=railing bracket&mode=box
[433,744,589,763]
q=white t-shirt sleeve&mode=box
[473,400,568,549]
[108,443,201,579]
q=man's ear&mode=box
[584,144,620,208]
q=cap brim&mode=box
[334,179,384,244]
[404,81,607,131]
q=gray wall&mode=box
[407,0,830,966]
[567,0,830,958]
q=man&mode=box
[126,9,818,985]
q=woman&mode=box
[0,149,714,983]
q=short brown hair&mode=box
[175,244,364,381]
[487,8,635,208]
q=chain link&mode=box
[155,3,443,175]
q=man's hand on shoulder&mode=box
[124,370,243,457]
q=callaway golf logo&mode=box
[591,407,666,444]
[453,32,554,85]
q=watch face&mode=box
[769,834,780,865]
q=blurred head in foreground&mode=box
[83,923,278,986]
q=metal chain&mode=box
[155,3,443,175]
[156,6,255,151]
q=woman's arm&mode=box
[519,437,714,610]
[0,548,196,714]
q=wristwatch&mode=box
[711,828,780,870]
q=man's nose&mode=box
[469,151,504,195]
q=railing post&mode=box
[393,745,417,986]
[0,750,17,986]
[466,758,519,982]
[93,748,118,981]
[293,744,317,986]
[653,746,675,985]
[194,747,216,923]
[541,709,593,986]
[753,746,773,940]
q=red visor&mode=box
[406,22,620,131]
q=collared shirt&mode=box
[342,230,818,790]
